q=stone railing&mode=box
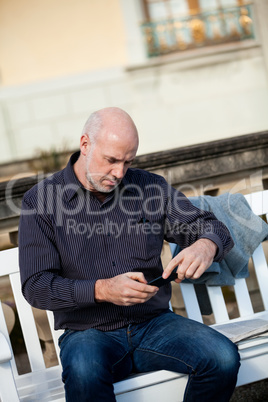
[141,3,254,57]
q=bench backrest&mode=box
[0,248,63,378]
[170,190,268,324]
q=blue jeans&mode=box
[59,310,240,402]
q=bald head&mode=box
[82,107,139,149]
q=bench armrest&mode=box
[0,332,12,363]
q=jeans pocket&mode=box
[58,329,75,347]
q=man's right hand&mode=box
[94,272,159,306]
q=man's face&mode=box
[85,131,138,193]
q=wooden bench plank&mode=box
[206,286,229,323]
[0,303,20,401]
[9,272,46,372]
[179,283,203,322]
[233,278,254,317]
[252,245,268,310]
[47,310,63,362]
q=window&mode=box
[141,0,255,57]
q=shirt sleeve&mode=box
[19,196,97,311]
[163,183,234,261]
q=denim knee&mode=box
[184,331,240,402]
[201,331,240,382]
[62,337,112,389]
[219,339,240,380]
[58,328,131,401]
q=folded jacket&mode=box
[172,192,268,286]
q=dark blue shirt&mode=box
[19,152,233,331]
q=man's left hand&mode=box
[163,238,217,283]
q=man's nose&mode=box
[112,163,125,179]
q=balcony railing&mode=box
[141,3,254,57]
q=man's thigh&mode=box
[131,310,236,375]
[59,327,133,383]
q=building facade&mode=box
[0,0,267,166]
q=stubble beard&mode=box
[85,153,119,194]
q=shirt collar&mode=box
[63,151,84,202]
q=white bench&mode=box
[0,190,267,401]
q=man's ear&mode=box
[80,134,90,156]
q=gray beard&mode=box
[85,171,118,193]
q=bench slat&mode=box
[46,310,63,361]
[207,287,229,323]
[0,361,20,402]
[252,244,268,311]
[0,303,20,401]
[115,373,187,402]
[0,300,18,376]
[179,283,203,322]
[0,247,20,276]
[245,190,268,215]
[9,272,46,372]
[234,278,254,317]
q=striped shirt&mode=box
[19,152,233,331]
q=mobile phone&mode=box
[148,268,178,287]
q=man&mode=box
[19,107,240,401]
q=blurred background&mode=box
[0,2,268,398]
[0,0,267,164]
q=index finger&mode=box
[162,255,180,280]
